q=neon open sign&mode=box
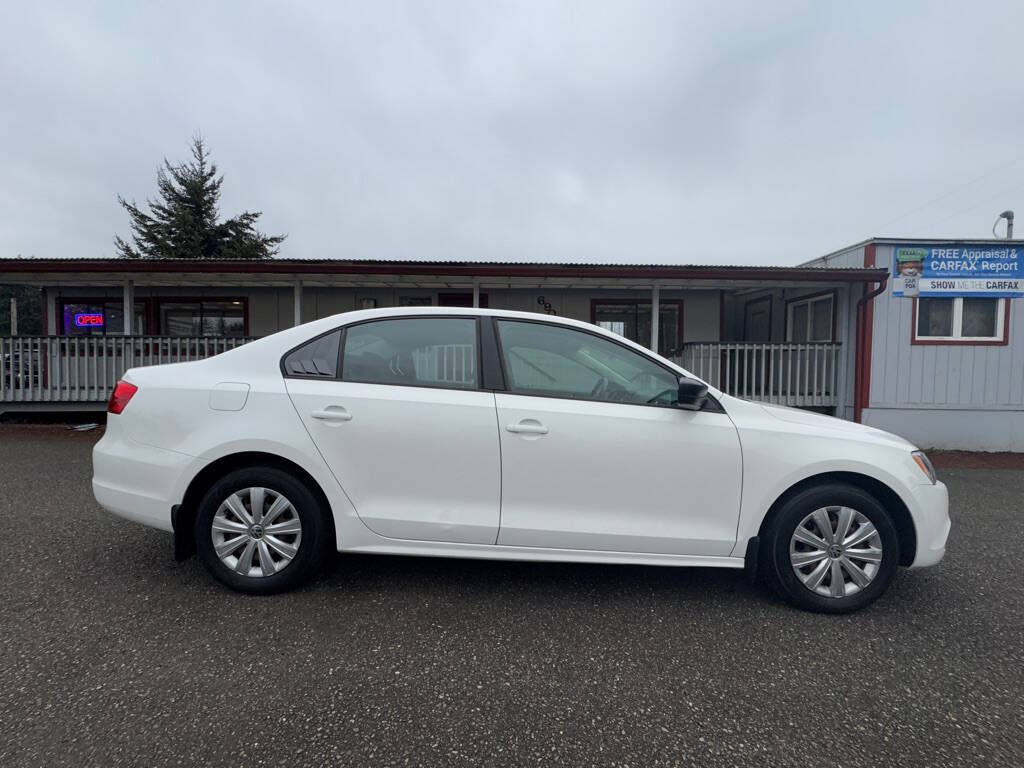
[74,313,105,327]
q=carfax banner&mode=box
[892,243,1023,298]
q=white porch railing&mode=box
[1,336,255,404]
[3,336,839,409]
[674,342,841,407]
[413,344,476,386]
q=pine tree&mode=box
[114,136,285,259]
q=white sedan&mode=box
[93,307,949,613]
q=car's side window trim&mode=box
[280,314,724,411]
[480,316,506,391]
[335,314,485,393]
[489,317,511,392]
[335,326,347,381]
[492,316,725,413]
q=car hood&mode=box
[754,401,916,450]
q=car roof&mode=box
[322,305,590,326]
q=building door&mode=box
[743,297,772,341]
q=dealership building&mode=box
[2,237,1022,450]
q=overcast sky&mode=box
[3,1,1024,265]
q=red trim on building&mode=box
[855,245,878,423]
[910,297,1010,346]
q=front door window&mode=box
[496,320,679,406]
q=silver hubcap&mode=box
[789,506,883,598]
[211,487,302,578]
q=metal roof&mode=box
[0,256,886,281]
[814,236,1024,263]
[0,255,878,268]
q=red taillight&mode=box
[107,380,138,414]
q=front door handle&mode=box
[506,419,548,435]
[311,406,352,422]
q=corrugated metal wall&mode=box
[869,247,1024,410]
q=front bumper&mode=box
[906,480,950,568]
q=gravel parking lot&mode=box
[1,426,1022,767]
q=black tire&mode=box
[194,466,332,595]
[763,483,900,614]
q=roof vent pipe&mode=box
[993,210,1014,238]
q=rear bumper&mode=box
[906,480,950,568]
[92,419,198,532]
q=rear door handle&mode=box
[311,406,352,422]
[506,420,548,435]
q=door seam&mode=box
[491,391,503,545]
[282,379,378,537]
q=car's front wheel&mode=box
[194,467,331,594]
[763,483,900,613]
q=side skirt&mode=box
[341,540,745,569]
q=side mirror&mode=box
[677,378,709,411]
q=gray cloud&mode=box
[3,1,1024,265]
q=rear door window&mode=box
[341,318,478,390]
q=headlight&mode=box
[912,450,937,484]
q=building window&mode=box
[914,297,1006,343]
[438,293,488,308]
[786,294,834,342]
[158,300,246,337]
[60,300,147,335]
[592,300,683,357]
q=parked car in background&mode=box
[1,339,42,390]
[92,307,949,613]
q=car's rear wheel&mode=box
[194,467,331,594]
[763,483,900,613]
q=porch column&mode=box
[293,280,303,327]
[650,284,660,353]
[472,281,480,308]
[122,280,134,335]
[45,289,56,336]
